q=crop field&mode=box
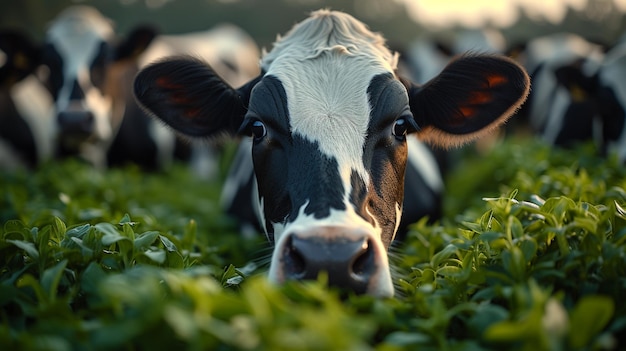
[1,137,625,350]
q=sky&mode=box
[396,0,626,29]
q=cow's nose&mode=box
[58,110,95,136]
[280,230,377,294]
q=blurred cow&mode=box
[547,40,626,161]
[36,5,259,172]
[40,6,150,168]
[0,29,54,171]
[405,28,506,85]
[511,33,605,145]
[109,23,260,174]
[134,9,530,296]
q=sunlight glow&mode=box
[395,0,604,28]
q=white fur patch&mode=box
[11,75,55,162]
[260,9,397,202]
[406,136,443,192]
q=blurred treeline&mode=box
[1,0,626,55]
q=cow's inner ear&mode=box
[134,56,251,138]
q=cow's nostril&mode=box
[351,239,373,278]
[283,235,306,279]
[279,233,377,294]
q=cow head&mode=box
[546,49,626,162]
[41,6,156,167]
[134,10,530,297]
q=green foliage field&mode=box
[1,138,625,351]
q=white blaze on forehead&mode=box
[47,6,114,79]
[46,7,113,110]
[275,58,381,183]
[260,9,398,185]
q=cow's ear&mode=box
[0,29,41,84]
[114,25,159,61]
[407,54,530,148]
[134,56,260,138]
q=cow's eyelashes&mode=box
[251,120,267,140]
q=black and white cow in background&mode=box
[0,29,54,171]
[109,23,260,174]
[510,33,605,146]
[404,28,511,155]
[40,5,125,168]
[134,10,530,296]
[547,39,626,161]
[40,5,260,172]
[38,6,177,170]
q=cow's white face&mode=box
[133,9,530,297]
[43,6,115,166]
[239,13,411,295]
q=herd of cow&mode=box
[0,5,261,173]
[1,6,624,296]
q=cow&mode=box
[510,33,605,145]
[547,40,626,161]
[39,5,186,169]
[108,23,260,174]
[0,29,55,171]
[41,6,260,172]
[134,9,530,297]
[220,132,445,241]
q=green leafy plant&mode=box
[1,138,624,350]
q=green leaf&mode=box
[41,259,68,302]
[6,239,39,259]
[69,237,94,258]
[615,201,626,219]
[134,231,160,251]
[430,244,458,268]
[80,262,107,296]
[52,217,67,238]
[568,295,615,348]
[500,247,526,282]
[118,213,137,226]
[16,274,46,304]
[159,235,178,252]
[507,215,524,241]
[121,223,136,241]
[3,219,26,233]
[166,251,185,269]
[65,224,91,238]
[384,331,430,346]
[97,223,130,245]
[519,239,537,262]
[143,249,166,264]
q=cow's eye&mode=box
[251,120,267,140]
[392,118,408,140]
